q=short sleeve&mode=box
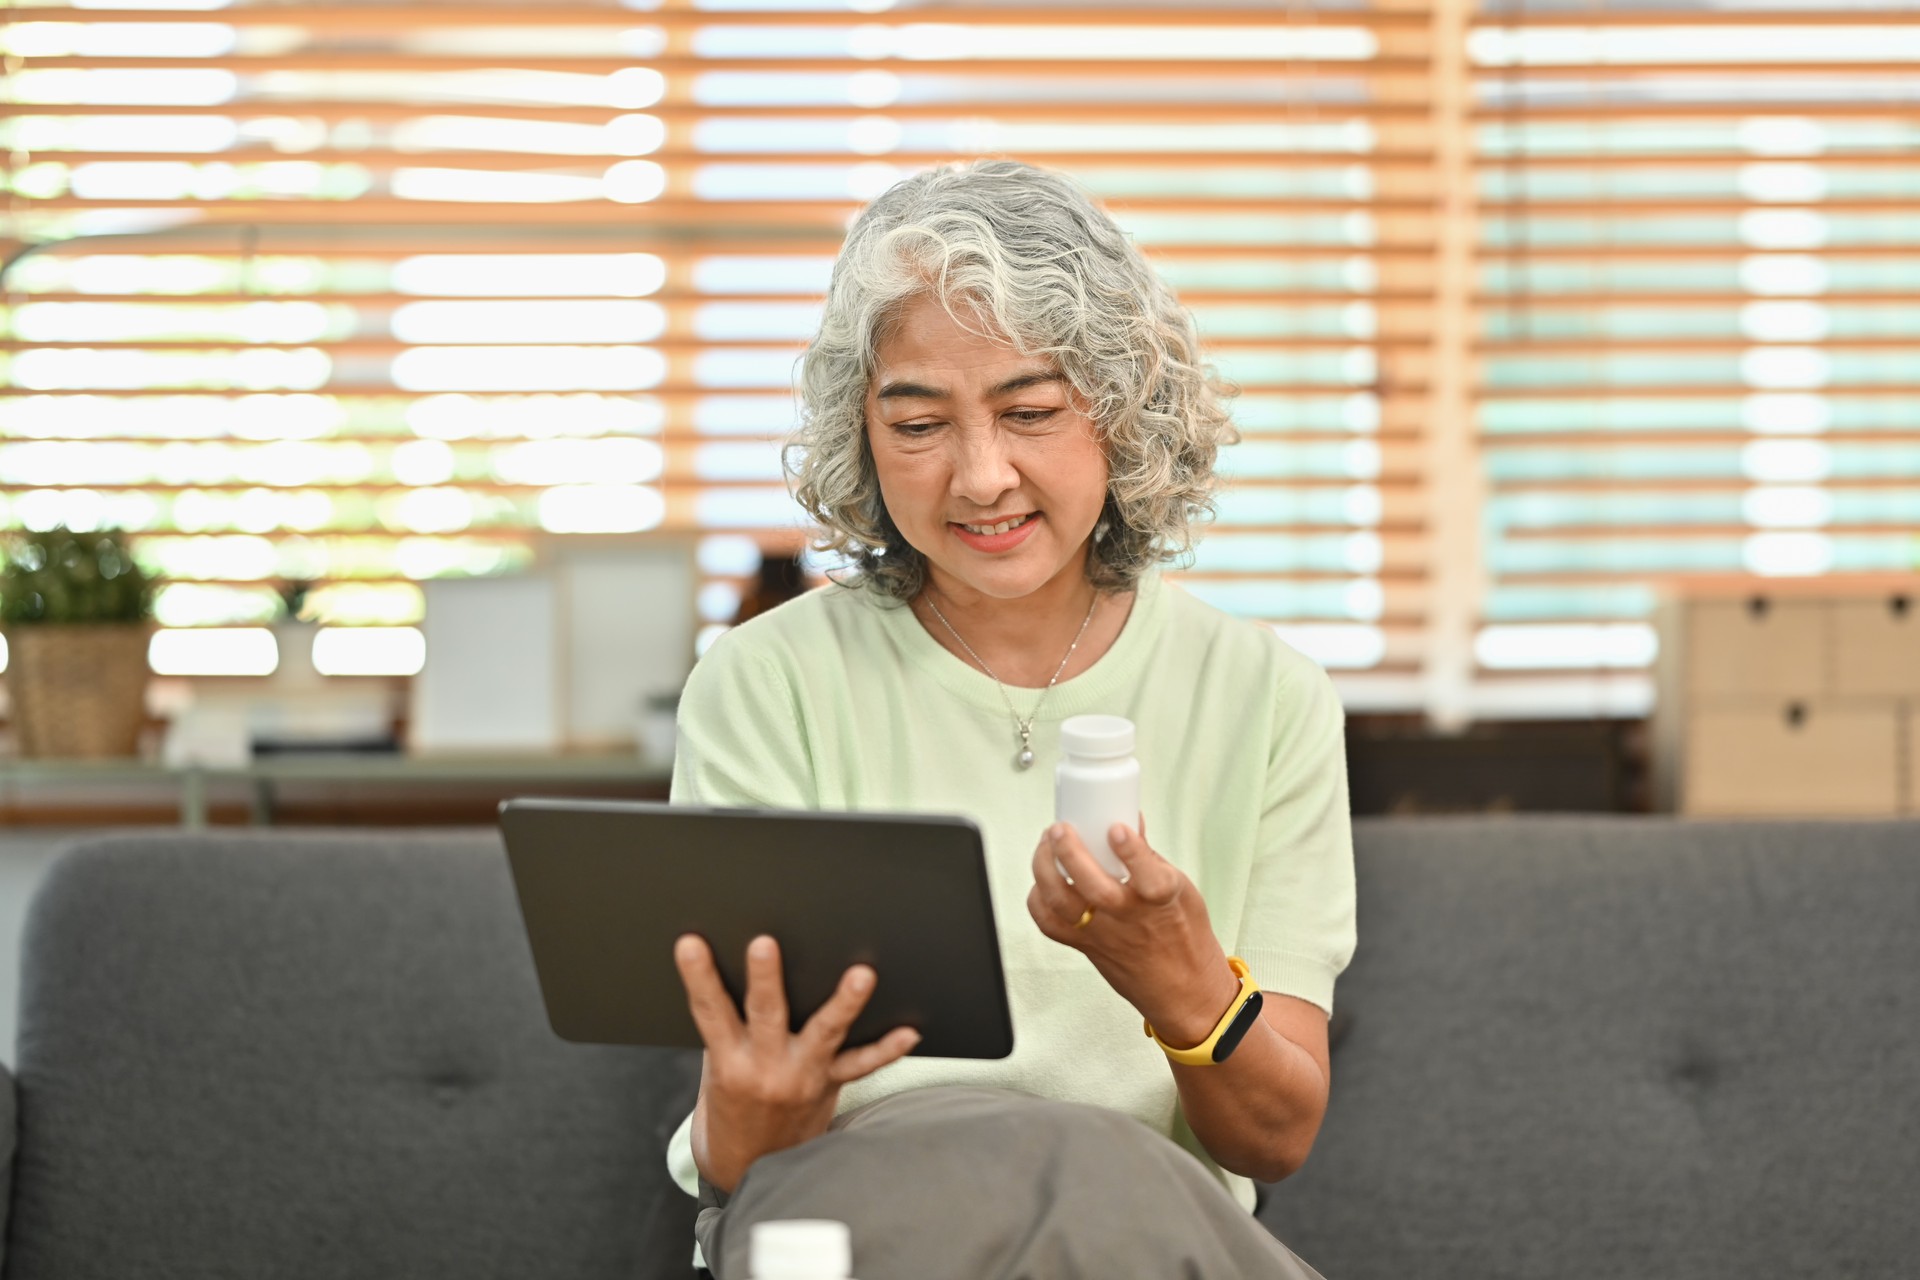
[1233,659,1357,1017]
[669,632,816,812]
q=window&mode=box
[4,1,1907,717]
[1469,1,1920,716]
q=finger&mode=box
[741,934,791,1050]
[826,1025,923,1085]
[1112,811,1146,886]
[1052,823,1127,909]
[1109,825,1182,905]
[1027,883,1080,944]
[673,934,745,1051]
[1030,842,1091,927]
[1031,829,1072,890]
[798,961,879,1057]
[1035,823,1089,889]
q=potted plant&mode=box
[272,577,322,687]
[0,526,157,758]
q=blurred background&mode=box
[0,0,1916,831]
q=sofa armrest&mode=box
[0,1057,15,1273]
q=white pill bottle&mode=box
[1055,714,1140,882]
[748,1219,854,1280]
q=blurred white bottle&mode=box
[748,1219,854,1280]
[1054,714,1139,882]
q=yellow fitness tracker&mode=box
[1145,956,1264,1066]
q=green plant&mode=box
[277,578,316,621]
[0,526,156,626]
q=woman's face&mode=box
[864,293,1110,602]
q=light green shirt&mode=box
[665,560,1357,1216]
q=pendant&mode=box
[1017,747,1034,770]
[1016,726,1034,770]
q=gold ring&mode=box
[1074,906,1095,929]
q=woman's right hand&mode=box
[674,933,921,1194]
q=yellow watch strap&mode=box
[1144,956,1259,1067]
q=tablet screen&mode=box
[501,798,1014,1059]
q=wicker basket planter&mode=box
[3,624,153,759]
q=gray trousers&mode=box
[695,1086,1328,1280]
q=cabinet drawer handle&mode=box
[1746,594,1771,620]
[1891,594,1910,620]
[1784,702,1808,730]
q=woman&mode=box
[667,159,1355,1279]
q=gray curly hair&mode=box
[782,158,1240,603]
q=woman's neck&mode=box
[914,565,1135,689]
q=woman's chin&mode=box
[928,550,1084,602]
[932,564,1038,600]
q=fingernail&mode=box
[1049,822,1064,841]
[1112,826,1129,845]
[749,936,774,959]
[905,1030,923,1048]
[850,967,874,993]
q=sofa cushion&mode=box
[1260,816,1920,1280]
[8,831,701,1280]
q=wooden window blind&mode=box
[29,5,1908,717]
[1469,2,1920,716]
[1,1,1431,692]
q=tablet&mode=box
[499,797,1014,1059]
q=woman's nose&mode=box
[949,431,1020,502]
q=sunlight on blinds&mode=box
[1470,2,1920,709]
[0,1,1430,689]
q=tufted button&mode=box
[1671,1055,1719,1090]
[425,1067,481,1105]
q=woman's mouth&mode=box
[950,512,1041,553]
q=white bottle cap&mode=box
[749,1219,853,1280]
[1059,714,1135,760]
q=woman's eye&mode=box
[1007,410,1057,425]
[893,421,939,435]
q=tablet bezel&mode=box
[500,797,1014,1060]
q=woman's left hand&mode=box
[1026,816,1242,1048]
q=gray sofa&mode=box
[1,818,1914,1279]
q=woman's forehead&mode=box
[870,296,1054,388]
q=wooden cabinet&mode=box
[1685,599,1830,699]
[1833,596,1920,697]
[1909,706,1920,813]
[1685,703,1900,816]
[1655,583,1918,816]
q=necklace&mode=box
[920,585,1100,771]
